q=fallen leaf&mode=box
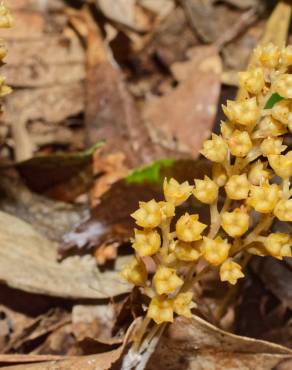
[0,211,130,299]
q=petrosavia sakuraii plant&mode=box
[121,43,292,343]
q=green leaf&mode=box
[264,92,283,109]
[126,159,174,184]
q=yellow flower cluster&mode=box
[121,43,292,326]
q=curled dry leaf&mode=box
[146,315,292,370]
[0,211,130,299]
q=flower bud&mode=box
[271,100,292,126]
[274,199,292,222]
[220,259,244,285]
[247,182,281,213]
[253,116,287,139]
[212,163,227,187]
[193,176,219,204]
[221,121,234,140]
[173,292,195,318]
[272,74,292,99]
[176,213,207,242]
[174,241,201,262]
[147,296,173,324]
[221,208,250,237]
[239,67,265,95]
[201,236,230,266]
[131,199,161,228]
[159,201,175,219]
[132,229,161,257]
[268,153,292,179]
[222,97,259,127]
[260,137,287,156]
[248,160,272,185]
[281,45,292,66]
[227,130,252,157]
[264,233,292,259]
[200,134,228,163]
[254,43,280,68]
[153,266,183,295]
[163,178,193,206]
[120,257,147,286]
[0,5,13,28]
[225,174,250,200]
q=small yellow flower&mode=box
[239,67,265,94]
[174,241,201,262]
[212,163,227,187]
[227,130,252,157]
[147,295,173,324]
[193,176,219,204]
[268,153,292,179]
[163,178,193,206]
[159,201,175,220]
[272,74,292,99]
[247,182,281,213]
[132,229,161,257]
[248,160,272,185]
[200,134,228,163]
[220,259,244,285]
[225,174,250,200]
[131,199,161,228]
[153,266,183,295]
[260,137,287,156]
[221,121,235,140]
[173,292,195,318]
[222,98,259,127]
[255,43,280,68]
[264,233,292,259]
[253,116,287,139]
[201,236,231,266]
[0,5,13,28]
[274,199,292,222]
[221,208,250,237]
[281,45,292,66]
[271,100,292,126]
[120,257,147,286]
[176,213,207,242]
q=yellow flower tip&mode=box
[0,5,13,28]
[225,174,250,200]
[147,295,173,324]
[163,178,193,206]
[239,67,265,95]
[173,292,195,318]
[264,233,292,259]
[174,241,201,262]
[120,257,147,286]
[220,259,244,285]
[131,199,162,228]
[132,228,161,257]
[272,74,292,99]
[274,199,292,222]
[268,153,292,179]
[227,129,252,157]
[247,182,281,213]
[221,208,250,238]
[248,160,272,185]
[253,115,287,139]
[153,266,183,295]
[212,163,228,187]
[221,121,234,140]
[222,98,259,127]
[260,137,287,156]
[201,236,230,266]
[176,213,207,242]
[254,43,280,68]
[193,175,219,204]
[281,45,292,66]
[159,201,175,219]
[200,134,228,163]
[271,100,292,126]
